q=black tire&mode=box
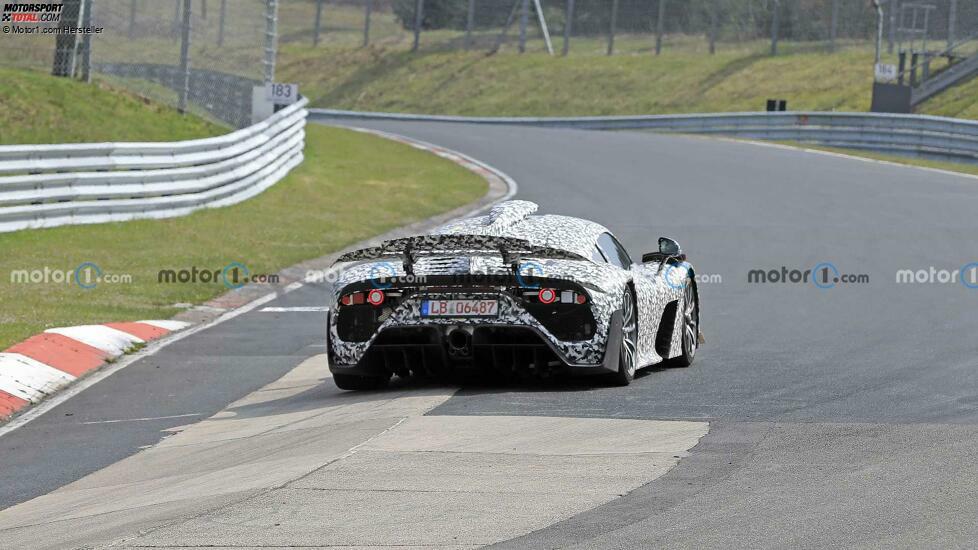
[669,281,699,368]
[612,287,638,386]
[333,373,389,391]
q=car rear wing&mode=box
[335,234,589,273]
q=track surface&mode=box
[2,121,978,548]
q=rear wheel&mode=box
[670,282,698,368]
[612,288,638,386]
[333,373,390,391]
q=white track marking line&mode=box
[44,325,144,356]
[0,353,76,403]
[80,413,202,425]
[137,320,192,331]
[702,134,978,182]
[259,307,329,313]
[0,132,517,439]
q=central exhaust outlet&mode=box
[447,328,472,357]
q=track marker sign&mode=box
[874,63,898,83]
[265,83,298,105]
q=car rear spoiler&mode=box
[335,234,589,273]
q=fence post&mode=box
[80,0,93,82]
[218,0,226,46]
[770,0,779,56]
[173,0,181,41]
[128,0,137,39]
[562,0,574,56]
[887,0,896,53]
[947,0,957,48]
[412,0,423,52]
[363,0,372,47]
[178,0,192,113]
[314,0,324,46]
[607,0,618,56]
[518,0,529,53]
[829,0,838,52]
[708,0,717,55]
[655,0,666,56]
[465,0,475,50]
[263,0,278,84]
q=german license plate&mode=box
[422,299,498,317]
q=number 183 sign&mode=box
[265,83,299,105]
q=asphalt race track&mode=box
[2,121,977,548]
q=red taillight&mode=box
[341,292,365,306]
[538,288,557,304]
[366,289,385,306]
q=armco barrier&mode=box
[311,109,978,165]
[0,98,309,233]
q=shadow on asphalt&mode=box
[225,362,680,421]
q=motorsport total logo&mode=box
[1,3,62,23]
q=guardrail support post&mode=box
[178,0,192,113]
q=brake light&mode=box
[340,292,365,306]
[538,288,557,304]
[367,289,385,306]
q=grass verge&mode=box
[0,67,225,144]
[0,124,487,349]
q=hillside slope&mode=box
[278,44,975,119]
[0,68,224,144]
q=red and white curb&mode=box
[0,321,189,421]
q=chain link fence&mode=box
[1,0,276,128]
[3,0,978,125]
[278,0,978,57]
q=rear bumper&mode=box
[328,310,623,378]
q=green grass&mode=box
[0,65,485,350]
[278,44,899,117]
[0,67,225,144]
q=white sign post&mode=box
[874,63,898,83]
[265,83,299,105]
[253,83,299,124]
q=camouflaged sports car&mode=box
[327,200,702,390]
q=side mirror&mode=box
[658,237,682,256]
[641,237,685,263]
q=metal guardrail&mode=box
[0,98,309,233]
[311,108,978,165]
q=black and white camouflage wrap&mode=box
[329,200,695,369]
